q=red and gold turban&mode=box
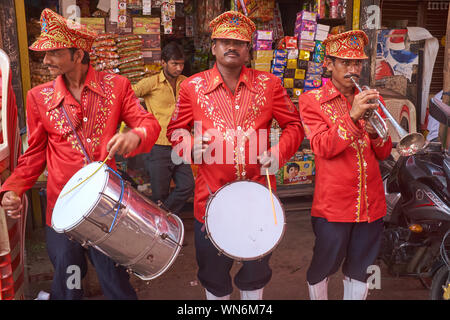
[323,30,369,59]
[29,8,96,52]
[209,11,256,42]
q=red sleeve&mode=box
[0,90,48,196]
[166,81,194,162]
[298,92,366,159]
[268,76,305,168]
[119,80,161,158]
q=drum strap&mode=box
[61,104,92,163]
[52,80,92,163]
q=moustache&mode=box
[224,50,240,57]
[44,64,59,69]
[344,74,359,79]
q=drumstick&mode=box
[265,168,277,225]
[59,122,126,199]
[58,156,109,199]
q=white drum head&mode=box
[52,162,108,233]
[205,180,285,260]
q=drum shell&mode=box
[61,169,184,280]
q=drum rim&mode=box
[204,179,286,261]
[52,162,109,233]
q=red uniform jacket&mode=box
[0,66,161,226]
[298,80,392,223]
[167,64,304,223]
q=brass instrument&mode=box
[350,76,425,156]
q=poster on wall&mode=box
[375,29,419,83]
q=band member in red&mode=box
[298,30,392,300]
[0,9,160,299]
[167,11,304,300]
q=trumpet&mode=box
[350,76,425,156]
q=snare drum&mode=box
[52,162,184,280]
[204,180,285,261]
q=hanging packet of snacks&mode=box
[142,0,152,15]
[161,0,175,34]
[118,1,127,28]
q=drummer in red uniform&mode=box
[0,9,160,299]
[297,30,392,300]
[167,11,304,300]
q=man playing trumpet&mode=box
[298,30,392,300]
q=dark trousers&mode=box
[194,220,272,297]
[146,145,194,215]
[45,226,137,300]
[306,217,384,285]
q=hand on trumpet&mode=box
[364,120,380,139]
[349,88,380,123]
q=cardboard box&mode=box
[296,10,318,22]
[317,24,331,32]
[271,65,285,74]
[284,36,297,49]
[298,50,311,61]
[294,20,317,34]
[142,49,161,63]
[254,50,274,61]
[287,49,299,59]
[273,57,287,66]
[315,30,329,41]
[283,161,314,185]
[140,34,161,49]
[133,17,160,34]
[274,49,288,59]
[284,68,295,78]
[287,59,297,69]
[297,60,309,69]
[299,31,316,41]
[252,62,271,72]
[294,69,306,79]
[254,40,273,50]
[294,79,304,88]
[80,18,105,34]
[256,30,273,41]
[283,78,294,89]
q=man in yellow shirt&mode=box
[132,42,194,215]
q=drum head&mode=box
[52,162,108,233]
[205,180,285,260]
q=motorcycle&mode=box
[379,141,450,300]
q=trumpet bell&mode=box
[397,132,426,156]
